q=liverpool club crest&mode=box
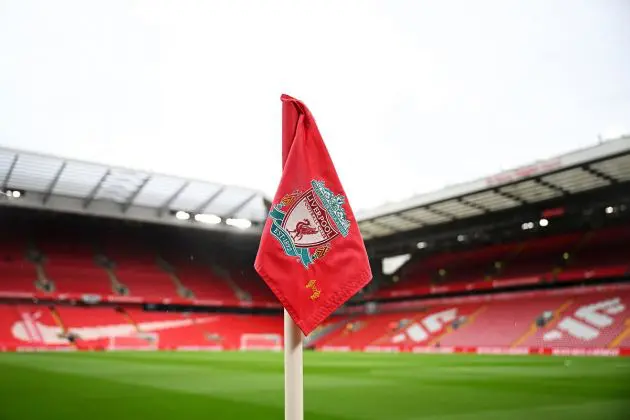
[268,180,351,268]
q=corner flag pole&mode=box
[281,96,304,420]
[257,94,371,420]
[284,310,304,420]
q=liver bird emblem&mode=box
[288,219,319,241]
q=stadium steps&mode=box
[428,305,487,346]
[215,266,250,301]
[49,306,77,348]
[33,262,55,293]
[105,267,128,295]
[156,256,195,299]
[119,308,140,332]
[371,312,428,345]
[26,247,56,293]
[315,318,368,347]
[511,299,574,347]
[94,253,129,295]
[607,319,630,349]
[49,307,67,333]
[304,319,348,347]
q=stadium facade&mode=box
[0,136,629,356]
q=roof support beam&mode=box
[158,181,189,217]
[83,170,110,209]
[262,197,273,213]
[534,178,569,196]
[584,166,618,184]
[393,213,425,226]
[122,176,152,213]
[224,192,257,218]
[194,187,225,214]
[425,206,455,220]
[369,219,400,232]
[457,197,490,213]
[493,188,525,205]
[42,162,67,205]
[1,154,19,191]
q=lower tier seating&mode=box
[314,286,630,351]
[0,286,628,352]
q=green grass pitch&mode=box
[0,351,628,420]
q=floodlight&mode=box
[175,211,190,221]
[194,213,221,224]
[226,218,252,229]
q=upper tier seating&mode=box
[558,227,630,281]
[230,268,276,302]
[374,227,630,300]
[38,240,112,295]
[492,233,582,281]
[0,240,36,293]
[171,258,237,302]
[104,241,179,299]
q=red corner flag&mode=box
[254,94,372,336]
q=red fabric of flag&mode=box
[254,94,372,336]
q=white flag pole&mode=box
[284,309,304,420]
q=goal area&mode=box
[108,332,159,351]
[239,333,282,351]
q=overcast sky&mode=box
[1,0,629,212]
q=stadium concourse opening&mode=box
[0,138,629,420]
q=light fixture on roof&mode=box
[2,189,22,198]
[521,222,535,230]
[194,213,221,224]
[226,218,252,229]
[175,210,190,221]
[457,234,466,242]
[416,241,427,249]
[539,218,549,227]
[605,206,614,214]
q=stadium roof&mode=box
[0,147,270,235]
[2,136,629,239]
[357,135,630,240]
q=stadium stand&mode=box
[558,226,630,281]
[1,138,629,356]
[0,302,285,351]
[229,267,277,302]
[311,285,630,352]
[520,291,630,349]
[39,240,113,295]
[168,258,239,303]
[102,240,180,299]
[0,305,26,348]
[491,233,582,281]
[374,227,630,300]
[0,238,37,293]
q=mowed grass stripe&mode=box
[0,362,348,420]
[0,352,628,420]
